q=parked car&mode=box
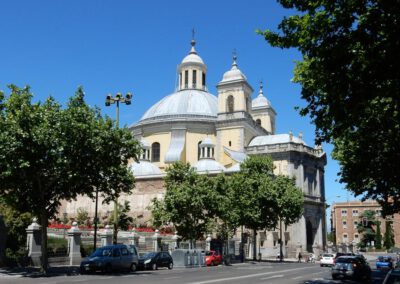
[138,251,173,270]
[382,268,400,284]
[376,256,394,270]
[80,244,139,273]
[333,252,355,265]
[320,253,335,267]
[205,250,222,266]
[331,256,371,281]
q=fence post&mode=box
[100,225,113,246]
[129,228,140,247]
[67,222,82,265]
[26,217,42,266]
[172,232,179,250]
[153,230,160,251]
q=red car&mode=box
[205,250,222,266]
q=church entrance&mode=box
[306,219,314,252]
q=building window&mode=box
[202,72,206,87]
[376,209,381,217]
[256,119,261,126]
[151,142,160,162]
[198,141,201,160]
[179,72,182,88]
[184,70,188,88]
[227,95,234,112]
[354,234,359,240]
[354,220,358,227]
[343,234,348,241]
[352,209,359,216]
[341,210,347,216]
[342,221,347,229]
[192,70,197,88]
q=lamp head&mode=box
[125,93,132,105]
[105,95,111,106]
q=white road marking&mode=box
[259,274,284,280]
[164,276,182,279]
[186,266,311,284]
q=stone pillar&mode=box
[152,230,161,251]
[67,222,82,265]
[205,234,211,251]
[100,225,113,246]
[129,228,140,247]
[172,232,179,250]
[26,218,42,266]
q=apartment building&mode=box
[331,200,400,247]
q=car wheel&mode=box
[320,264,323,267]
[168,262,173,270]
[130,263,137,273]
[332,275,337,280]
[104,264,112,274]
[80,267,85,274]
[152,263,157,270]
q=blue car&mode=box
[376,256,393,270]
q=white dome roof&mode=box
[200,137,214,147]
[130,161,162,177]
[140,89,217,121]
[182,53,204,64]
[248,134,306,146]
[193,159,226,173]
[220,56,247,83]
[252,83,271,109]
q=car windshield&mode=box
[385,273,400,284]
[143,252,157,259]
[323,254,334,257]
[90,248,112,257]
[379,256,391,262]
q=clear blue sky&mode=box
[0,0,351,207]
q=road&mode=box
[0,261,389,284]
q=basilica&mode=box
[62,39,327,257]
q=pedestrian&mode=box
[298,252,302,263]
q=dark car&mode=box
[383,269,400,284]
[331,256,371,281]
[80,244,139,273]
[138,251,173,270]
[376,256,393,270]
[333,252,355,265]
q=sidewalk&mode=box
[0,265,81,278]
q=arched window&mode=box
[151,142,160,162]
[227,95,234,112]
[256,119,261,126]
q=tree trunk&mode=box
[40,207,48,274]
[252,228,257,261]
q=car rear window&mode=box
[323,254,334,257]
[336,257,358,263]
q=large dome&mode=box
[140,89,218,122]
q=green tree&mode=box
[151,162,216,247]
[0,198,32,262]
[0,85,140,273]
[229,155,303,260]
[259,1,400,215]
[76,208,89,226]
[327,232,334,243]
[383,220,395,250]
[109,200,134,231]
[357,210,376,248]
[375,221,382,249]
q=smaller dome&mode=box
[193,159,226,173]
[181,40,204,65]
[252,82,271,109]
[130,161,162,177]
[220,55,247,83]
[140,139,150,149]
[199,137,214,147]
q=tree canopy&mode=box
[259,0,400,215]
[0,85,141,272]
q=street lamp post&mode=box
[105,92,132,244]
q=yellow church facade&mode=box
[62,39,327,257]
